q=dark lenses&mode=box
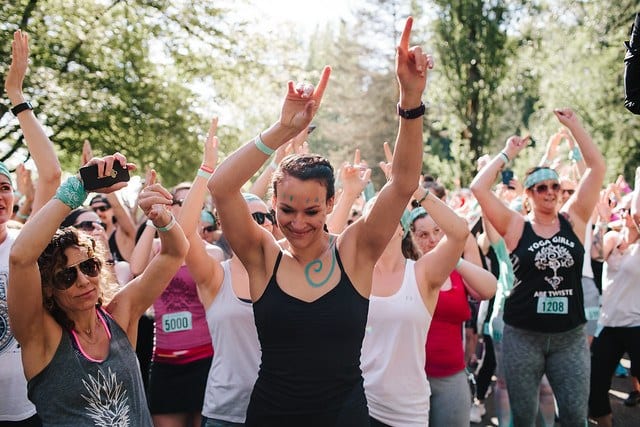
[534,183,561,193]
[92,205,110,212]
[251,212,273,225]
[203,225,216,233]
[74,221,106,231]
[172,199,184,206]
[562,189,575,195]
[53,258,101,290]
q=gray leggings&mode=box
[502,324,589,427]
[427,369,471,427]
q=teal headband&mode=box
[0,162,13,188]
[400,209,413,238]
[524,168,559,189]
[200,210,216,225]
[409,207,427,225]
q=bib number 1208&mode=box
[537,297,568,315]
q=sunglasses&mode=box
[562,189,575,196]
[74,221,107,232]
[532,182,561,194]
[53,258,101,290]
[172,199,184,207]
[252,211,274,225]
[91,205,110,212]
[202,225,216,233]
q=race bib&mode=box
[536,296,568,315]
[162,311,192,333]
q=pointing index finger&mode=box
[399,17,413,51]
[383,141,393,163]
[313,66,331,104]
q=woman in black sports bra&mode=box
[209,17,431,426]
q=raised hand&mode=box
[16,164,35,202]
[82,153,136,193]
[137,172,172,223]
[553,108,580,128]
[378,141,394,181]
[396,17,433,101]
[5,30,29,98]
[502,135,530,161]
[341,149,371,196]
[279,66,331,133]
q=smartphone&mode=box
[80,162,130,191]
[501,169,514,188]
[307,124,317,134]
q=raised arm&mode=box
[470,136,528,249]
[8,154,133,347]
[555,109,606,228]
[632,167,640,234]
[625,13,640,114]
[178,117,224,308]
[327,149,370,233]
[208,66,331,273]
[414,185,469,291]
[107,177,189,342]
[350,17,430,263]
[5,30,61,214]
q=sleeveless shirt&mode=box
[0,229,36,421]
[504,215,585,332]
[425,270,470,377]
[361,259,432,426]
[153,264,213,363]
[246,248,370,426]
[600,237,640,327]
[202,260,260,422]
[27,308,152,426]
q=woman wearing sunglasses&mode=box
[470,108,605,426]
[7,155,188,426]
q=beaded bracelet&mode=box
[54,176,88,209]
[254,133,275,156]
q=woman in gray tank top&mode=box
[8,155,188,427]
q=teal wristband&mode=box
[156,214,176,232]
[499,151,510,165]
[197,169,212,180]
[254,134,275,156]
[16,211,29,220]
[54,176,88,209]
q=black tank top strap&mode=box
[269,251,284,281]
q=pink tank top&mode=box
[425,271,470,377]
[153,265,213,364]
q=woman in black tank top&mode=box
[470,110,605,427]
[209,18,431,426]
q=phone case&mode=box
[80,163,130,191]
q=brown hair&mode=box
[38,228,113,330]
[271,154,335,201]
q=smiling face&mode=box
[273,175,334,249]
[526,179,561,214]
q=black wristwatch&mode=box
[10,101,33,116]
[397,102,425,119]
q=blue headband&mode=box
[524,168,559,189]
[0,162,14,188]
[409,207,427,225]
[400,209,413,238]
[200,210,216,225]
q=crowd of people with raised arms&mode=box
[1,13,640,427]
